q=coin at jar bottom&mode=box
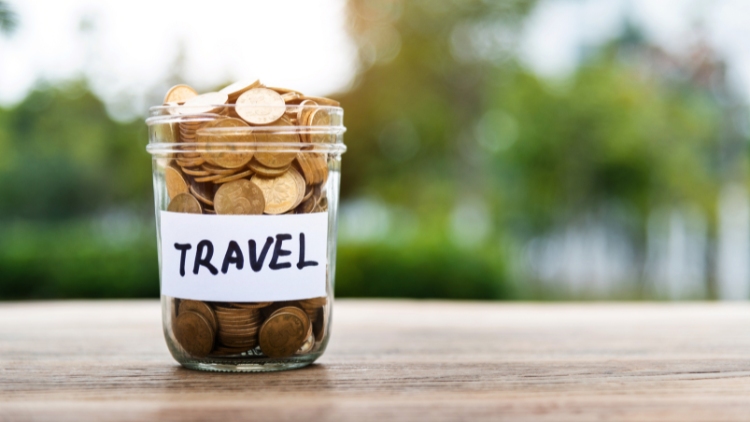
[174,311,215,358]
[178,300,218,332]
[259,309,310,358]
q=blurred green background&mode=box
[1,0,749,301]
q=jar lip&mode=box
[146,141,347,155]
[146,104,342,121]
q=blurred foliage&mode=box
[0,0,743,300]
[0,0,16,35]
[0,82,151,220]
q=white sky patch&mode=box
[520,0,750,101]
[0,0,357,119]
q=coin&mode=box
[174,311,215,358]
[189,183,214,206]
[270,306,310,330]
[202,164,240,175]
[248,160,290,177]
[307,108,332,144]
[168,193,202,214]
[197,117,254,169]
[289,166,306,208]
[232,302,273,309]
[194,173,225,183]
[213,169,253,185]
[297,323,315,354]
[178,92,229,115]
[164,84,198,104]
[259,309,310,358]
[165,166,189,199]
[235,87,286,125]
[250,169,302,214]
[281,91,301,103]
[299,95,340,106]
[253,117,300,168]
[214,179,265,215]
[219,79,261,101]
[178,300,218,332]
[181,167,211,177]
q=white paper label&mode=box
[159,211,328,302]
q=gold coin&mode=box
[299,297,327,309]
[308,108,332,144]
[289,166,306,209]
[267,86,303,96]
[251,169,303,215]
[194,173,225,183]
[174,311,215,358]
[178,92,229,115]
[281,91,301,103]
[213,169,253,185]
[167,193,202,214]
[202,163,241,175]
[295,153,327,185]
[197,118,254,169]
[314,196,328,212]
[298,323,315,354]
[214,179,265,215]
[164,84,198,104]
[299,95,340,107]
[165,166,189,199]
[235,87,286,125]
[178,300,218,332]
[189,183,214,206]
[253,117,300,168]
[248,160,290,177]
[231,302,273,309]
[296,194,316,214]
[270,305,310,328]
[219,79,261,101]
[181,167,211,177]
[259,309,310,358]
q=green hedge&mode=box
[0,223,511,300]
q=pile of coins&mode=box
[172,298,328,358]
[162,80,338,359]
[162,80,338,216]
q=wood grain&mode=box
[1,300,749,421]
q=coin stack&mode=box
[163,80,336,359]
[172,297,328,359]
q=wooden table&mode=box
[1,300,749,421]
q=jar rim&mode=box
[146,141,347,155]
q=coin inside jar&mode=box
[167,192,202,214]
[259,307,310,358]
[214,179,265,215]
[250,168,303,215]
[174,311,215,358]
[253,117,300,169]
[197,117,254,169]
[235,87,286,125]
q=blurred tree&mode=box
[337,0,731,298]
[0,81,151,220]
[0,0,16,35]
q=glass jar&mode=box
[145,102,345,372]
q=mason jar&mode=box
[145,99,345,372]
